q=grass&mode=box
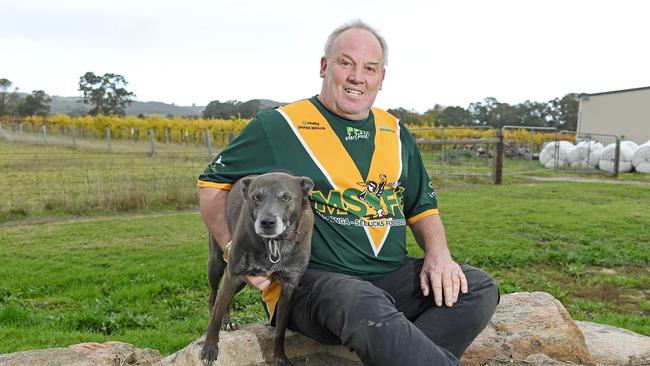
[1,182,649,356]
[0,140,211,222]
[1,139,649,355]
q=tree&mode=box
[545,93,579,130]
[17,90,52,117]
[438,106,470,126]
[78,72,135,115]
[0,78,20,116]
[202,99,261,119]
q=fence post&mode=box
[205,130,213,157]
[149,128,155,155]
[165,128,170,144]
[106,127,111,150]
[614,138,620,178]
[228,132,235,143]
[72,126,77,148]
[42,124,48,143]
[493,129,504,185]
[440,127,445,174]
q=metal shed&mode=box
[577,86,650,144]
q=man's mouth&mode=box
[345,88,363,96]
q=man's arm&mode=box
[409,214,468,307]
[198,186,271,290]
[199,186,231,247]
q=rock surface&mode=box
[0,341,162,366]
[2,292,650,366]
[461,291,595,366]
[156,326,359,366]
[576,320,650,366]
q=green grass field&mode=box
[1,140,649,356]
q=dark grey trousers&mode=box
[286,257,499,366]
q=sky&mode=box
[2,0,650,113]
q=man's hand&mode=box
[245,275,271,291]
[420,253,468,307]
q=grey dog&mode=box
[201,172,315,366]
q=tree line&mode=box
[388,93,579,130]
[1,73,579,130]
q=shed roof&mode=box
[582,86,650,98]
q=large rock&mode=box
[3,292,650,366]
[157,325,359,366]
[576,320,650,366]
[461,292,595,366]
[0,341,162,366]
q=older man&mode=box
[198,20,499,366]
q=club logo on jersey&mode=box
[345,127,370,141]
[310,173,405,225]
[205,155,226,173]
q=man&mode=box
[198,20,499,366]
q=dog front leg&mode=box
[272,282,297,366]
[207,235,226,310]
[201,271,242,366]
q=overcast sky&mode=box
[2,0,649,112]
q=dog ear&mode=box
[297,176,314,196]
[240,176,254,197]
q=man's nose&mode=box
[347,65,364,83]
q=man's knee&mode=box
[309,274,400,341]
[461,265,500,324]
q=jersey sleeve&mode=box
[197,112,277,190]
[401,126,439,225]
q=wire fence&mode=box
[412,126,627,180]
[0,121,639,220]
[0,121,233,157]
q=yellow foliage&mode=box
[9,114,249,144]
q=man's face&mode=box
[319,28,385,121]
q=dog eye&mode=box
[281,194,291,202]
[252,194,262,201]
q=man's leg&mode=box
[287,269,462,366]
[371,258,500,358]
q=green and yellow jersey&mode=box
[198,96,438,280]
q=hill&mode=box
[48,96,204,116]
[47,96,284,117]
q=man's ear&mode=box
[240,176,254,197]
[320,57,328,78]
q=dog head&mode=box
[239,172,314,238]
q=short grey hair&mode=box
[323,19,388,66]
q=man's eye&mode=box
[337,59,352,67]
[364,66,377,75]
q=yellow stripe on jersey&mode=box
[196,181,233,190]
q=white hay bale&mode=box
[598,143,634,173]
[632,140,650,173]
[540,141,574,168]
[570,140,604,167]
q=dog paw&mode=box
[222,321,238,331]
[200,342,219,366]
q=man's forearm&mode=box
[198,186,232,249]
[409,214,451,259]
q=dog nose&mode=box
[260,218,276,229]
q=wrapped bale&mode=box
[540,141,574,169]
[598,142,634,173]
[569,140,604,169]
[632,140,650,173]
